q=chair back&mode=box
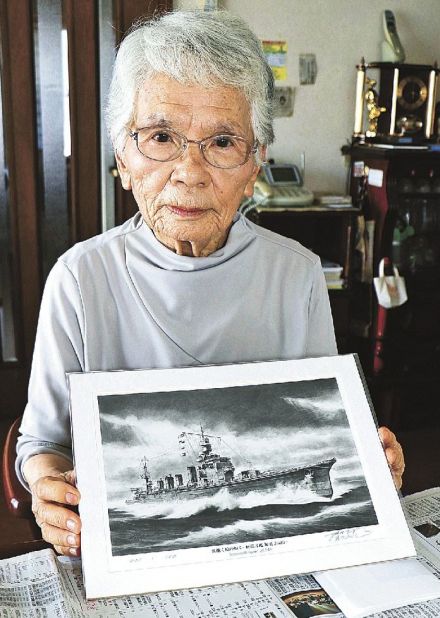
[2,417,33,518]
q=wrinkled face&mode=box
[116,74,263,256]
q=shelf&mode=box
[328,287,351,295]
[397,192,440,199]
[254,205,360,214]
[342,143,440,160]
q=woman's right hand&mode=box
[23,454,81,556]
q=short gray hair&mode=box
[107,10,274,153]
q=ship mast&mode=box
[139,456,149,492]
[198,425,213,461]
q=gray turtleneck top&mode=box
[16,212,337,484]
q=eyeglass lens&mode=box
[134,128,252,168]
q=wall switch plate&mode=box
[299,54,317,85]
[273,86,295,118]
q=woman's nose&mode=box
[170,143,211,188]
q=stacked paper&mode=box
[322,259,345,289]
[317,194,353,207]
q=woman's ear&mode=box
[115,150,132,191]
[243,145,267,198]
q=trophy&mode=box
[364,77,386,137]
[353,59,439,143]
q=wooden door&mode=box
[0,1,41,418]
[0,0,172,419]
[112,0,172,225]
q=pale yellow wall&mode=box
[174,0,440,192]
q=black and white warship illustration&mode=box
[127,427,336,503]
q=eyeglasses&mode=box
[128,127,258,169]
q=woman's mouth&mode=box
[167,205,207,218]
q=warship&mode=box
[127,428,336,503]
[126,427,336,504]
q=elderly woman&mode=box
[17,10,404,557]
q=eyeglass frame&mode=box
[128,127,259,169]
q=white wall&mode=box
[174,0,440,192]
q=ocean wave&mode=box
[115,481,342,520]
[156,499,374,548]
[113,481,370,525]
[159,517,270,546]
[111,466,367,511]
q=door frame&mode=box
[0,0,172,418]
[112,0,172,225]
[0,0,41,417]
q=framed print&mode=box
[68,354,415,599]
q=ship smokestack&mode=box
[187,466,197,484]
[165,475,175,490]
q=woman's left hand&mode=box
[378,426,405,490]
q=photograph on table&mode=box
[69,355,415,599]
[282,587,343,617]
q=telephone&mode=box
[381,10,405,63]
[252,163,314,207]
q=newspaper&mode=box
[402,487,440,577]
[0,550,72,616]
[0,549,341,617]
[2,487,440,617]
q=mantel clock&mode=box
[353,60,439,143]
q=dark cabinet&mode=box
[344,144,440,428]
[251,206,358,353]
